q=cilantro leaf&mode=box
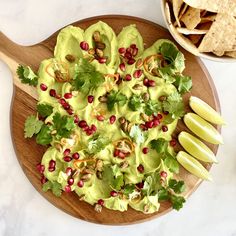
[72,58,104,93]
[87,134,109,154]
[36,124,52,145]
[168,179,186,194]
[37,103,53,117]
[150,138,168,154]
[52,113,76,139]
[144,100,161,116]
[24,115,43,138]
[123,184,136,196]
[42,181,62,197]
[17,65,38,86]
[158,187,170,201]
[164,152,179,174]
[107,90,127,111]
[170,195,186,211]
[162,92,185,119]
[174,75,192,94]
[128,94,142,111]
[113,175,124,191]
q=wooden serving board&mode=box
[0,15,220,225]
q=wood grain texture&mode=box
[0,15,220,225]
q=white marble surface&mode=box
[0,0,236,235]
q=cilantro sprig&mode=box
[107,90,127,111]
[24,115,43,138]
[37,103,53,117]
[17,65,38,86]
[42,181,62,197]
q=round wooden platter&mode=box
[0,15,220,225]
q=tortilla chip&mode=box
[213,50,225,56]
[173,0,184,27]
[225,51,236,58]
[183,0,236,16]
[181,7,201,30]
[198,13,236,53]
[177,27,208,35]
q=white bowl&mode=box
[160,0,236,63]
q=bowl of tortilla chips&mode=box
[161,0,236,61]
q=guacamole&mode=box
[22,21,192,214]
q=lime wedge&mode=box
[176,151,212,181]
[178,131,218,163]
[189,96,225,125]
[184,113,223,144]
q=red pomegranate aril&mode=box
[153,119,160,127]
[64,92,72,99]
[110,191,118,197]
[36,163,45,174]
[97,199,104,206]
[96,115,105,121]
[49,89,56,97]
[170,139,177,147]
[78,120,87,128]
[127,58,135,65]
[67,108,74,115]
[68,178,74,185]
[98,57,107,64]
[48,166,55,172]
[160,171,168,178]
[145,121,154,129]
[130,44,137,49]
[40,176,48,184]
[72,152,80,160]
[78,180,84,188]
[125,74,132,81]
[140,124,148,131]
[83,125,89,132]
[119,63,126,72]
[40,83,47,91]
[63,148,71,156]
[124,51,132,59]
[118,47,126,54]
[148,80,156,87]
[143,78,149,86]
[137,164,144,173]
[162,125,168,132]
[157,114,163,120]
[142,147,149,154]
[91,124,97,132]
[63,103,70,110]
[49,160,56,168]
[136,182,144,189]
[113,149,119,157]
[118,151,126,159]
[86,129,93,136]
[126,47,132,53]
[63,156,72,162]
[65,167,72,176]
[80,41,89,51]
[132,47,138,57]
[59,98,66,105]
[87,95,94,103]
[64,185,71,193]
[109,115,116,124]
[74,115,79,124]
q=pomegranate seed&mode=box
[40,83,47,91]
[145,121,154,129]
[109,115,116,124]
[65,167,72,176]
[49,89,56,97]
[118,47,126,54]
[148,80,156,87]
[136,182,144,189]
[86,129,93,136]
[170,139,177,147]
[63,156,72,162]
[68,178,74,185]
[157,114,163,120]
[119,63,126,72]
[143,78,149,86]
[91,124,97,132]
[64,185,71,193]
[74,115,79,124]
[83,125,89,131]
[80,41,89,51]
[78,120,87,128]
[130,44,137,49]
[153,119,160,127]
[96,115,105,121]
[98,57,107,64]
[63,103,70,110]
[36,163,45,174]
[48,166,55,172]
[160,171,168,178]
[162,125,168,132]
[127,58,135,65]
[77,180,84,188]
[97,199,104,206]
[126,47,132,53]
[133,69,142,78]
[140,124,148,131]
[49,160,56,168]
[72,152,80,160]
[67,108,74,115]
[137,164,144,173]
[124,51,132,59]
[113,149,119,157]
[40,176,48,184]
[118,151,126,159]
[64,93,72,99]
[142,147,149,154]
[132,48,138,57]
[125,74,132,81]
[59,98,66,105]
[87,95,94,103]
[110,191,118,197]
[63,148,71,156]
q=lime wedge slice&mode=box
[176,151,212,181]
[184,113,223,144]
[189,96,225,125]
[178,131,218,163]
